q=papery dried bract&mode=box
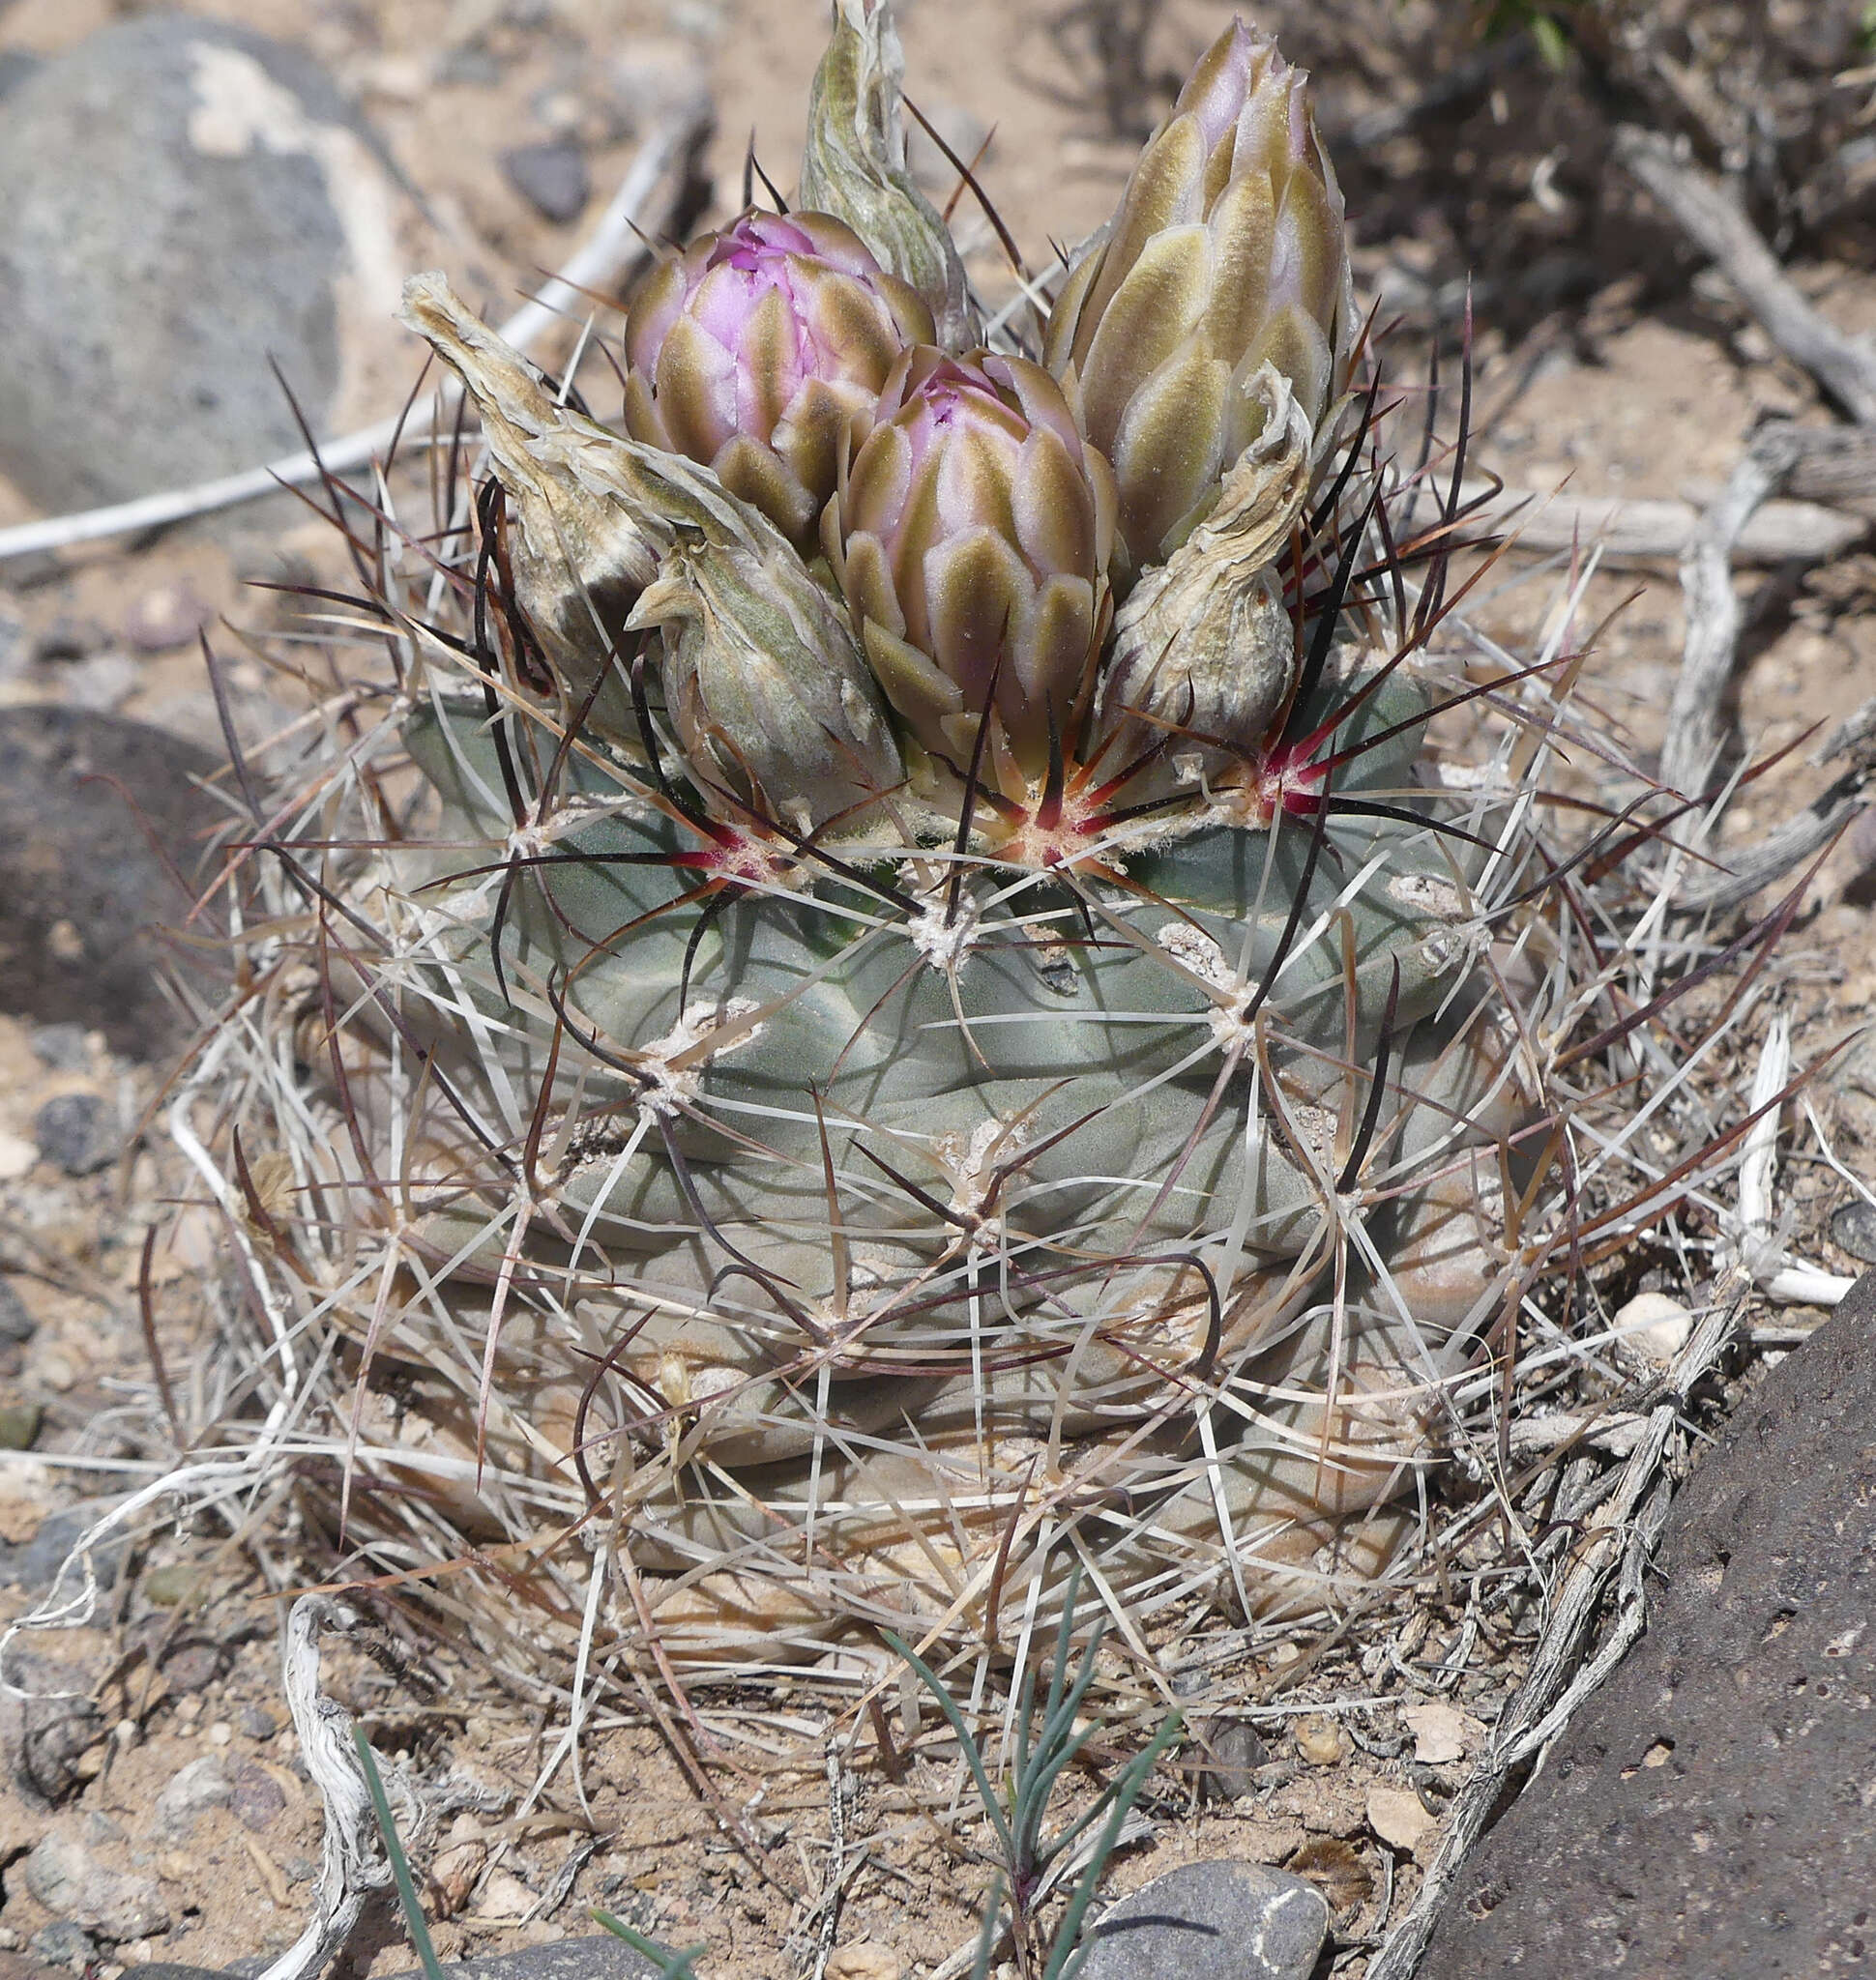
[624,210,933,551]
[827,345,1117,784]
[1044,17,1354,575]
[630,517,905,837]
[799,0,976,351]
[1094,364,1312,802]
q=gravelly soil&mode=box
[3,4,1875,1977]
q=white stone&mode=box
[1366,1782,1436,1854]
[1401,1697,1471,1766]
[1615,1291,1693,1362]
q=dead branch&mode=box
[1660,423,1804,798]
[1613,125,1876,426]
[1459,482,1865,568]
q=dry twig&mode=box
[1660,423,1803,798]
[1460,481,1863,568]
[1614,126,1876,425]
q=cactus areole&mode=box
[260,5,1551,1661]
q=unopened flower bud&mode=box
[1044,18,1355,575]
[624,209,933,551]
[827,346,1117,783]
[799,0,976,351]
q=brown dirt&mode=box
[4,3,1876,1977]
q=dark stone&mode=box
[115,1968,222,1980]
[1423,1272,1876,1978]
[384,1938,664,1980]
[1194,1715,1271,1801]
[0,1402,40,1451]
[230,1760,287,1831]
[29,619,108,665]
[0,1275,36,1342]
[29,1023,91,1071]
[0,707,230,1059]
[236,1704,278,1740]
[32,1092,116,1177]
[1828,1198,1876,1266]
[0,15,414,513]
[0,50,43,102]
[501,139,592,223]
[1078,1861,1330,1980]
[0,1499,131,1594]
[26,1925,97,1972]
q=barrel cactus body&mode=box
[227,7,1555,1668]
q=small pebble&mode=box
[142,1565,204,1608]
[30,618,108,664]
[30,1021,91,1070]
[1401,1697,1471,1766]
[123,582,211,654]
[30,1920,99,1970]
[1613,1290,1692,1363]
[0,1274,37,1342]
[0,1402,41,1450]
[1079,1861,1329,1980]
[33,1092,116,1176]
[205,1720,233,1746]
[1366,1782,1436,1855]
[826,1948,901,1980]
[1829,1199,1876,1266]
[501,138,591,222]
[1294,1716,1346,1766]
[237,1705,278,1741]
[1197,1714,1271,1800]
[434,43,503,87]
[0,1133,37,1180]
[230,1760,286,1830]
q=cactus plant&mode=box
[190,3,1579,1674]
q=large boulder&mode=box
[1422,1274,1876,1976]
[0,15,435,513]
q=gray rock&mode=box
[22,1831,170,1943]
[0,1498,131,1594]
[2,1648,103,1807]
[384,1938,664,1980]
[1422,1271,1876,1978]
[0,707,231,1058]
[0,15,425,513]
[31,1092,116,1178]
[1828,1197,1876,1265]
[29,1921,99,1970]
[29,1023,92,1072]
[1078,1861,1330,1979]
[152,1755,234,1842]
[114,1966,222,1980]
[501,138,591,223]
[0,49,40,103]
[0,1275,36,1342]
[0,602,23,682]
[236,1704,278,1741]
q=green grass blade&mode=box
[1041,1709,1183,1980]
[591,1906,710,1977]
[882,1629,1017,1866]
[353,1727,448,1980]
